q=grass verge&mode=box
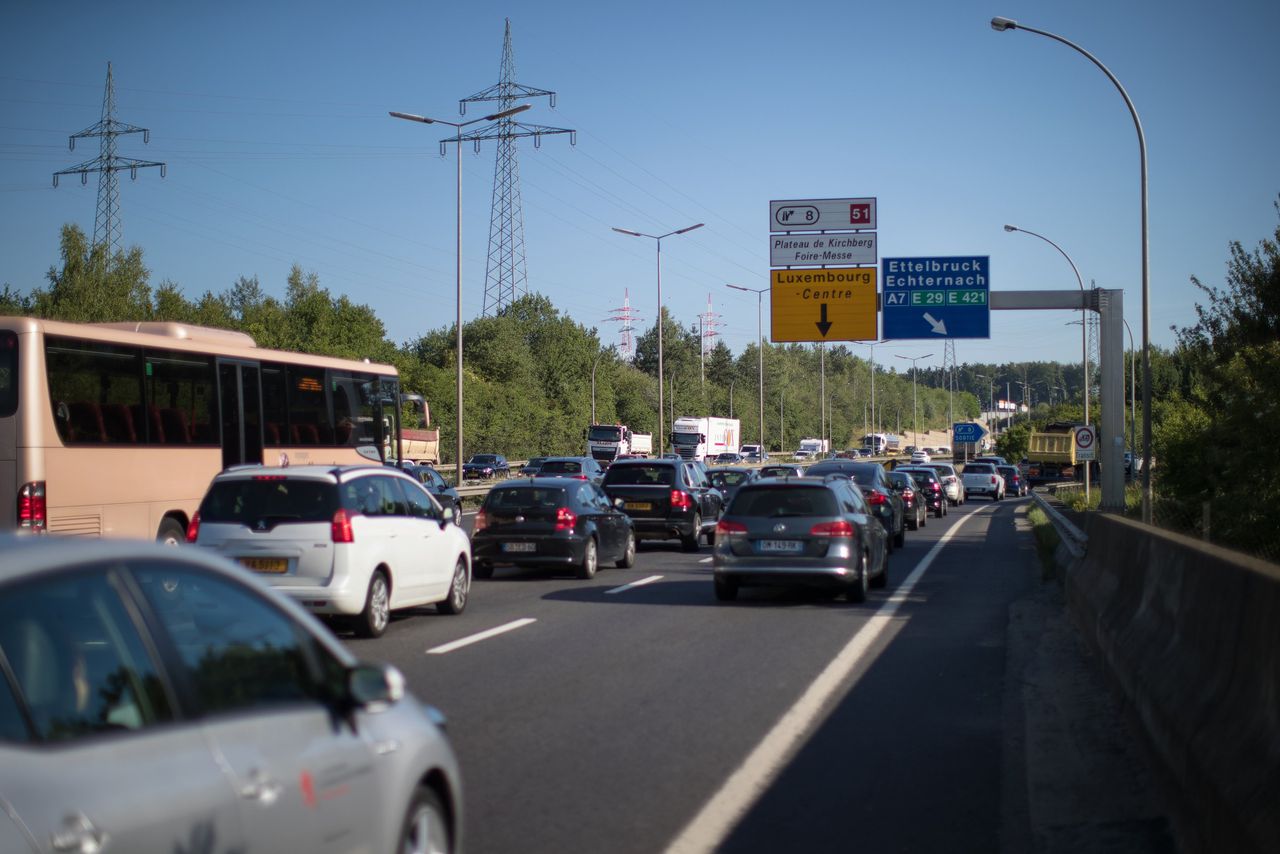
[1027,505,1063,581]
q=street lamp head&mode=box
[1003,224,1018,232]
[483,104,531,122]
[674,223,705,236]
[389,111,433,124]
[991,16,1018,31]
[611,227,643,238]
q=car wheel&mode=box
[870,549,888,589]
[919,506,927,528]
[616,531,637,568]
[894,518,906,549]
[577,537,598,579]
[681,513,702,552]
[714,575,738,601]
[437,558,469,615]
[847,553,868,602]
[156,517,186,546]
[907,510,918,531]
[473,560,494,580]
[399,785,452,854]
[356,570,390,639]
[934,502,945,519]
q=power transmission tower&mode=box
[53,62,165,256]
[1087,279,1101,419]
[943,339,958,438]
[698,293,721,388]
[604,288,642,360]
[454,19,576,316]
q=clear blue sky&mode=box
[3,0,1277,373]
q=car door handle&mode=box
[239,770,284,806]
[50,813,108,854]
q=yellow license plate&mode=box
[239,557,288,574]
[624,502,652,511]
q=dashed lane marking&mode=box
[604,575,664,595]
[426,618,537,655]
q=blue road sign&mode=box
[953,422,987,443]
[881,256,990,339]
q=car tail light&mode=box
[670,490,693,510]
[865,490,888,506]
[902,488,915,501]
[572,475,588,480]
[17,481,46,532]
[473,510,488,533]
[716,519,747,536]
[810,520,854,538]
[990,476,998,486]
[331,508,355,543]
[931,482,942,493]
[555,507,577,531]
[186,512,201,543]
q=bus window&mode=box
[287,367,328,445]
[0,331,15,418]
[260,363,288,446]
[331,372,378,447]
[45,338,143,444]
[145,351,216,445]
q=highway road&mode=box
[339,497,1162,853]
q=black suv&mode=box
[462,454,510,480]
[601,458,723,551]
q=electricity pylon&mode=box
[452,19,576,316]
[53,62,165,256]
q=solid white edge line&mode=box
[698,557,713,564]
[604,575,664,595]
[663,507,993,854]
[426,617,537,655]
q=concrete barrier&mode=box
[1066,513,1280,853]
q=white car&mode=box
[910,450,932,464]
[960,462,1006,501]
[191,464,472,637]
[924,462,965,505]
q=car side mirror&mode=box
[613,497,625,509]
[347,662,405,712]
[441,505,457,527]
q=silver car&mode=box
[0,536,463,854]
[922,462,965,505]
[191,465,472,638]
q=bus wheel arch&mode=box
[156,514,189,546]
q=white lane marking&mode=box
[426,618,536,655]
[663,507,991,854]
[604,575,664,595]
[699,557,713,564]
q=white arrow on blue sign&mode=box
[952,422,987,443]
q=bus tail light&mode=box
[186,512,201,543]
[331,509,355,543]
[17,482,46,532]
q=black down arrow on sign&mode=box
[815,303,832,337]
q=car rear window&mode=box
[759,466,799,478]
[965,464,995,474]
[540,460,582,474]
[484,486,567,510]
[200,478,337,524]
[603,464,675,486]
[729,486,838,517]
[712,470,750,486]
[0,330,15,418]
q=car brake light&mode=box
[716,519,747,536]
[473,510,488,533]
[17,481,46,532]
[931,483,941,492]
[810,520,854,538]
[331,508,354,543]
[186,512,201,543]
[865,490,888,505]
[253,475,287,481]
[670,490,693,509]
[991,476,998,485]
[555,507,577,531]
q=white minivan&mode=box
[190,464,471,637]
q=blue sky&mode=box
[3,0,1277,372]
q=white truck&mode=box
[795,438,829,459]
[587,423,637,464]
[671,416,740,461]
[629,433,653,457]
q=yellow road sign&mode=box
[770,268,877,342]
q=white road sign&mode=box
[770,198,877,233]
[1074,425,1097,462]
[770,232,877,266]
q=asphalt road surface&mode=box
[340,496,1168,854]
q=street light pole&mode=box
[896,353,933,448]
[1123,317,1137,481]
[390,102,531,485]
[992,15,1151,521]
[614,223,705,456]
[726,283,769,451]
[1004,224,1091,502]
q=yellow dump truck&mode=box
[1024,422,1078,485]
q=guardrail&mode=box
[1030,488,1088,558]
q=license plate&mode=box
[624,502,652,511]
[759,540,804,554]
[238,557,287,574]
[502,542,536,553]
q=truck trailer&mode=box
[672,416,740,461]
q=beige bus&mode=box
[1,316,403,543]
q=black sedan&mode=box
[537,456,606,484]
[463,453,510,480]
[804,460,906,550]
[400,463,462,513]
[887,470,928,530]
[471,478,636,579]
[896,466,948,519]
[601,458,723,551]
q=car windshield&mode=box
[807,461,877,486]
[759,466,798,478]
[603,464,675,486]
[200,478,337,524]
[587,426,622,441]
[730,486,838,518]
[485,486,567,510]
[470,455,499,464]
[540,460,583,474]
